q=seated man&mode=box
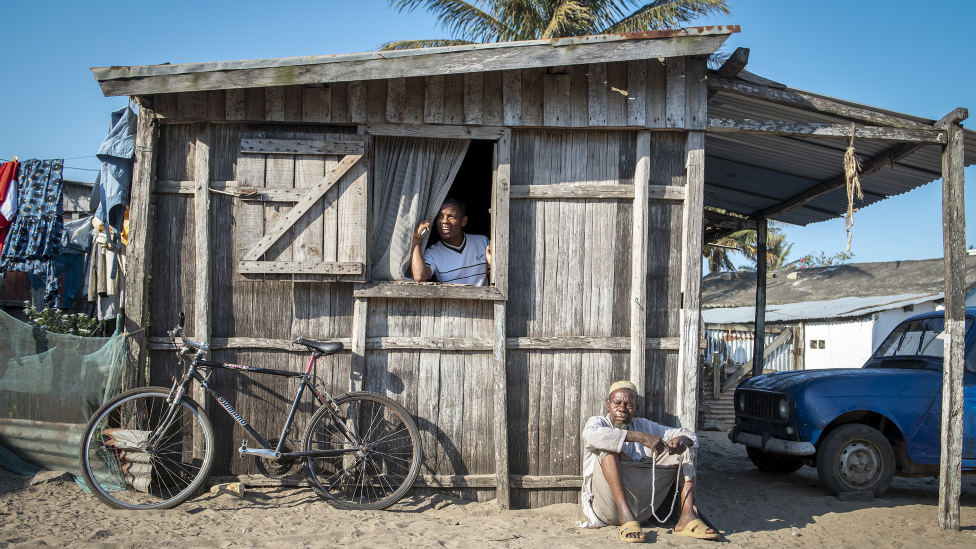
[410,198,491,286]
[580,381,720,542]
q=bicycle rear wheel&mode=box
[302,392,421,510]
[78,387,214,510]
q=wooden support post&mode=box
[350,290,368,393]
[676,130,705,429]
[630,130,652,410]
[492,130,511,296]
[192,123,211,464]
[938,112,967,531]
[123,100,160,392]
[796,321,805,370]
[753,217,767,377]
[492,302,510,509]
[712,352,720,399]
[491,129,512,509]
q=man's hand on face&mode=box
[414,217,433,240]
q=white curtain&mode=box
[370,136,470,281]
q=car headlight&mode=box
[737,393,745,412]
[778,398,789,419]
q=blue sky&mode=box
[0,0,972,267]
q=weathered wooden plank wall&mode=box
[505,129,673,508]
[644,132,687,426]
[364,298,496,501]
[148,123,360,475]
[148,59,704,131]
[139,56,707,505]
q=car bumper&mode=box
[728,426,816,456]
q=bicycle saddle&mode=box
[294,338,344,355]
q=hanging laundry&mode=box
[0,160,19,252]
[0,159,65,306]
[88,216,125,321]
[91,107,136,246]
[54,215,94,309]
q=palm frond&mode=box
[541,1,596,39]
[707,47,730,69]
[583,0,633,32]
[379,39,479,51]
[770,243,794,270]
[388,0,511,43]
[495,0,550,40]
[602,0,730,33]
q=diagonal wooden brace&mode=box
[241,154,363,262]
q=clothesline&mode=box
[1,158,98,171]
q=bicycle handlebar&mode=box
[168,312,209,356]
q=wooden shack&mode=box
[92,26,731,508]
[97,23,970,509]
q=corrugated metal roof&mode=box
[706,80,975,226]
[701,256,976,309]
[702,293,941,324]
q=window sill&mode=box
[355,281,505,301]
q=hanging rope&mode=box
[843,123,863,252]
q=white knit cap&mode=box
[608,380,638,398]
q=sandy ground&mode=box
[3,431,976,548]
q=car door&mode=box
[963,347,976,464]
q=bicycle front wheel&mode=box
[78,387,214,510]
[302,392,421,510]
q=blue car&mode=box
[728,308,976,496]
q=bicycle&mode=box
[78,312,422,511]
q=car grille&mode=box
[742,391,781,421]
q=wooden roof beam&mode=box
[708,47,749,99]
[94,33,732,97]
[708,75,932,130]
[935,107,969,128]
[707,118,946,144]
[755,142,926,219]
[704,209,756,229]
[716,47,750,78]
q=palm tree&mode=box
[703,220,794,274]
[734,221,793,272]
[381,0,731,50]
[704,230,750,273]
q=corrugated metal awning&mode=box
[706,77,975,226]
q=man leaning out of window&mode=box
[410,198,491,286]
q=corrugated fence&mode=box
[704,327,796,372]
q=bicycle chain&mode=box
[254,438,300,479]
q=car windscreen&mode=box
[873,317,973,361]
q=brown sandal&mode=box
[618,521,646,543]
[674,518,720,540]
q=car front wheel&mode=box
[816,424,895,496]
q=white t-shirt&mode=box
[422,233,490,286]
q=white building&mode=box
[700,256,976,371]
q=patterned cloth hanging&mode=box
[0,159,65,306]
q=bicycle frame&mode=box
[159,346,360,461]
